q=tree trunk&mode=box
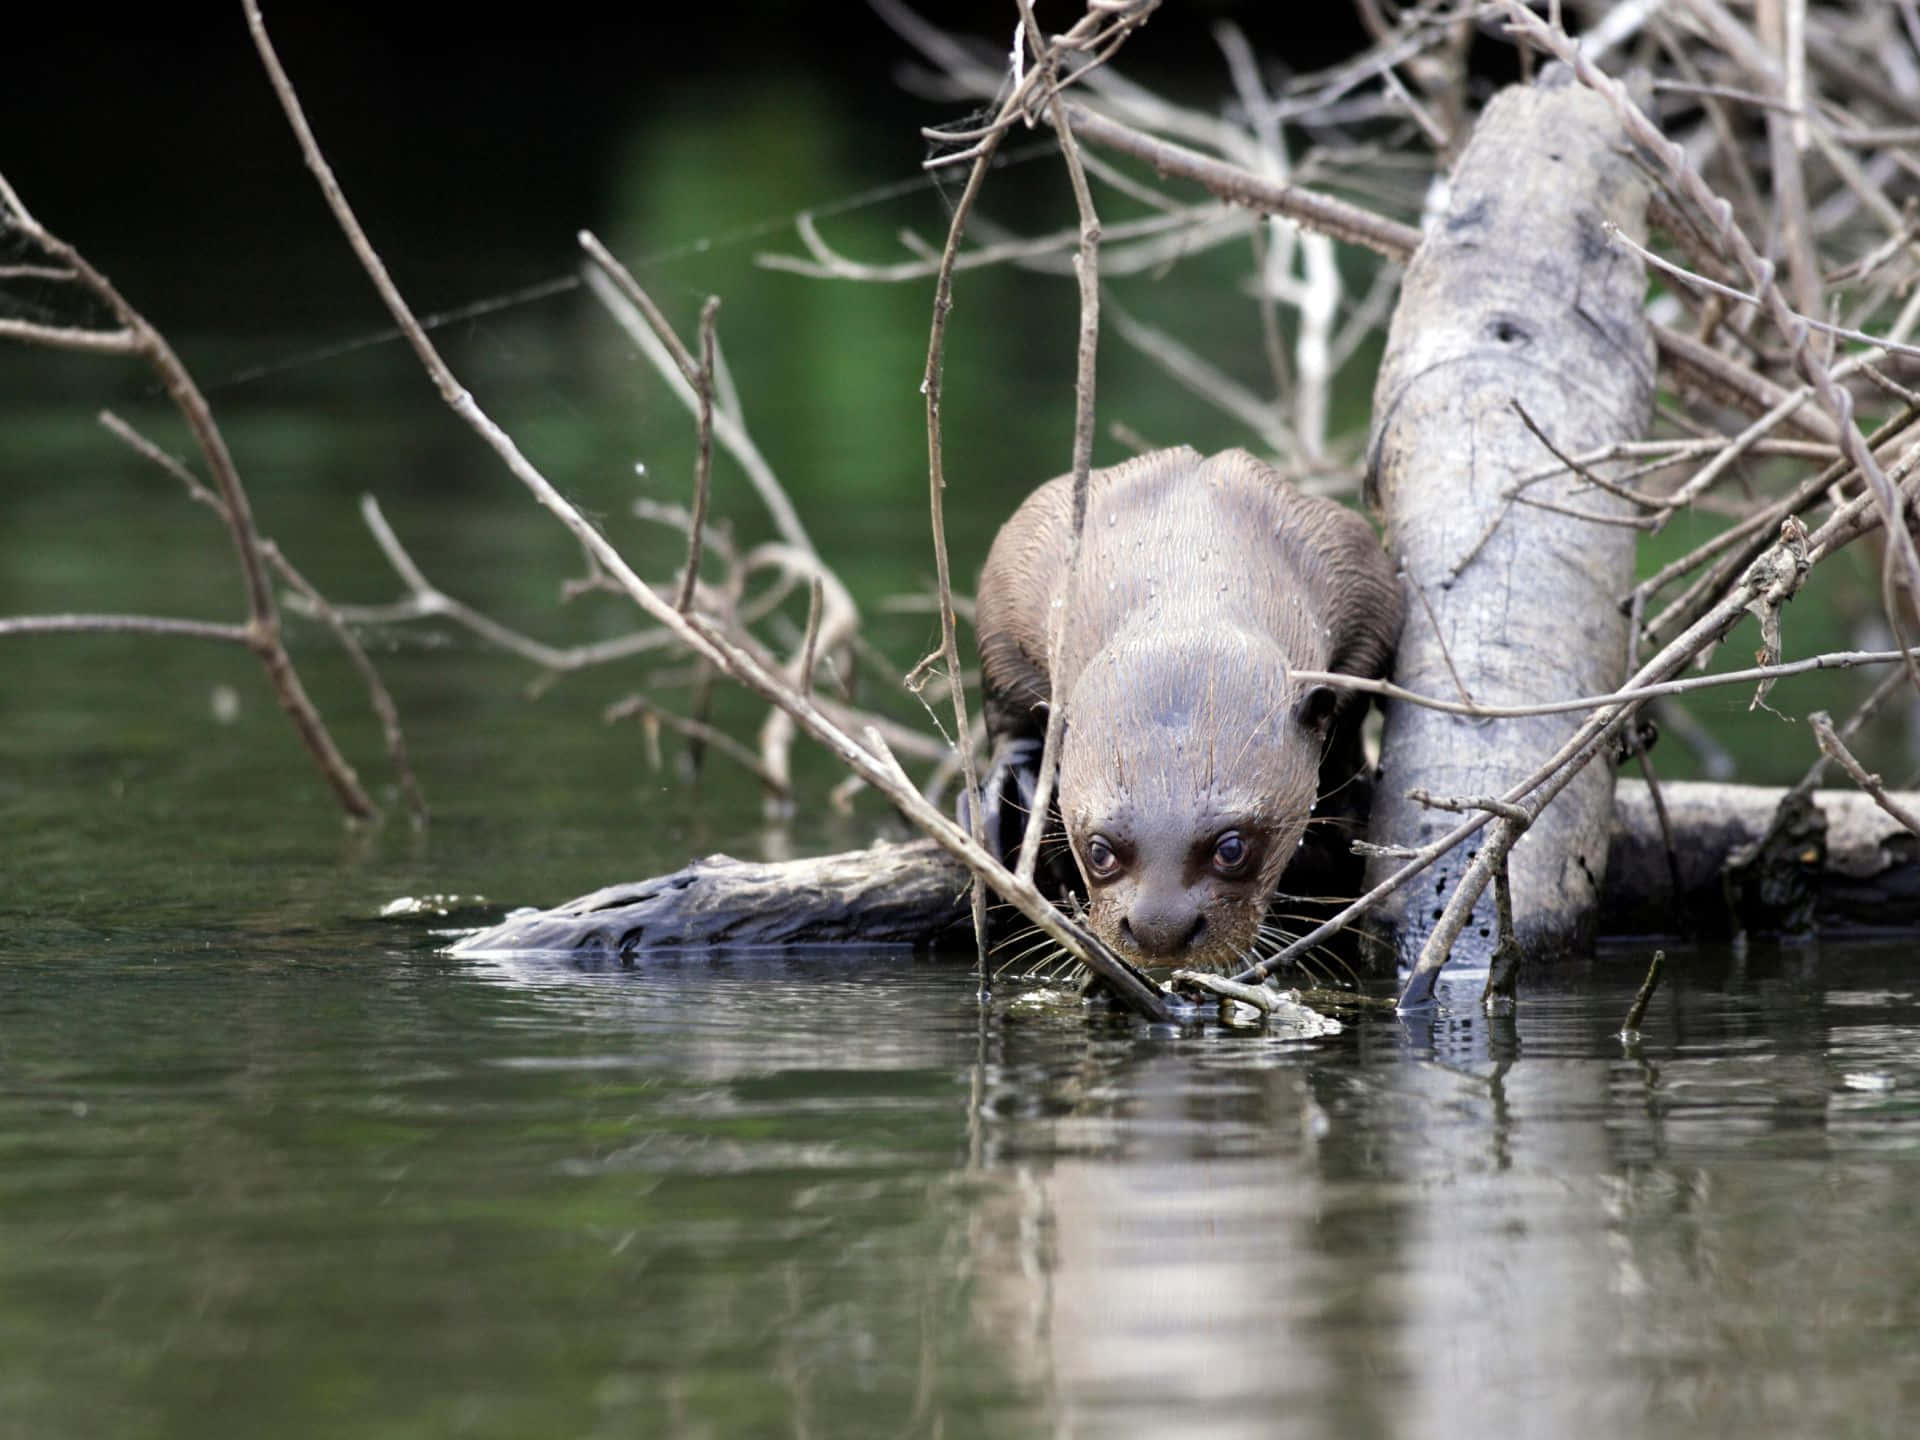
[1362,68,1657,967]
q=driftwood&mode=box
[1607,782,1920,939]
[452,841,973,954]
[1362,67,1656,970]
[451,780,1920,957]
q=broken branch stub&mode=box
[1363,68,1656,969]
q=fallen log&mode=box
[451,839,973,954]
[1361,66,1657,969]
[450,781,1920,957]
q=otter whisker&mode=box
[1259,913,1381,960]
[1254,918,1367,990]
[998,953,1068,983]
[1239,932,1329,988]
[994,936,1065,975]
[985,900,1036,928]
[1262,912,1388,955]
[1300,946,1363,991]
[993,936,1055,968]
[1043,954,1088,985]
[1314,760,1372,804]
[1005,946,1082,986]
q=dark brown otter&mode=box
[976,446,1403,972]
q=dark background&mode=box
[4,2,1379,335]
[17,2,1850,795]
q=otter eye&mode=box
[1084,834,1121,881]
[1211,831,1251,877]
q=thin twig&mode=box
[918,47,1021,984]
[0,163,374,820]
[676,297,721,614]
[1481,860,1522,1010]
[0,263,77,282]
[577,231,700,384]
[0,614,253,643]
[1503,6,1920,621]
[1012,0,1104,895]
[1607,221,1920,362]
[0,318,139,353]
[1509,400,1665,510]
[758,206,1212,282]
[799,574,823,702]
[241,0,1173,1020]
[1620,950,1665,1037]
[98,410,426,825]
[1810,709,1920,837]
[579,243,817,561]
[1289,641,1920,721]
[263,541,429,826]
[606,692,785,795]
[1064,103,1425,261]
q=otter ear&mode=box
[1294,684,1338,736]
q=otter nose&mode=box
[1120,897,1206,959]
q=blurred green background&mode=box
[3,0,1908,874]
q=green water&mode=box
[9,838,1920,1438]
[8,600,1920,1438]
[10,15,1920,1435]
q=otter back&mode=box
[978,446,1399,741]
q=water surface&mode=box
[7,858,1920,1439]
[8,19,1920,1433]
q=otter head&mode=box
[1057,628,1336,972]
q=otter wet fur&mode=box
[976,446,1403,976]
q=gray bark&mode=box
[1607,782,1920,937]
[1362,69,1658,966]
[449,782,1920,956]
[449,841,970,955]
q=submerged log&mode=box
[450,782,1920,956]
[1362,68,1657,967]
[450,840,972,954]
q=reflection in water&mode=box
[952,952,1920,1440]
[6,918,1920,1437]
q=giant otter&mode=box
[975,446,1403,973]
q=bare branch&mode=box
[580,254,817,562]
[0,614,252,643]
[1810,710,1920,838]
[677,296,720,614]
[242,0,1173,1019]
[1503,5,1920,623]
[98,410,426,825]
[606,692,785,795]
[1011,0,1104,893]
[2,164,375,818]
[0,317,139,354]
